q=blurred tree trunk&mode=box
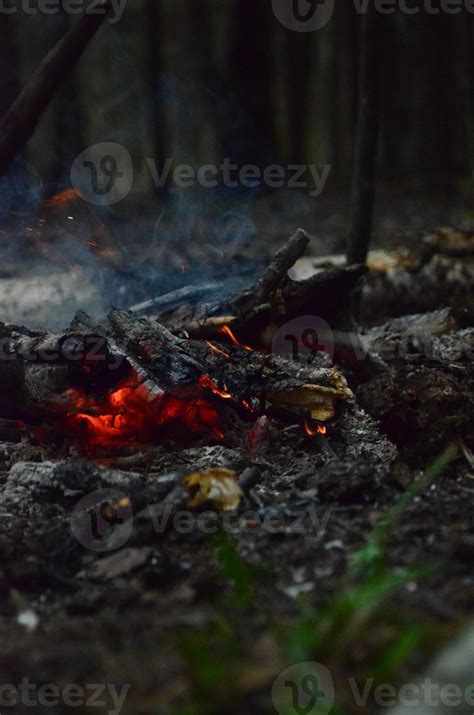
[380,14,401,179]
[328,4,357,175]
[227,0,276,167]
[457,15,474,171]
[418,16,456,179]
[146,0,166,170]
[468,20,474,167]
[186,0,219,163]
[347,1,380,267]
[0,16,20,118]
[3,8,107,183]
[52,7,83,185]
[337,5,359,182]
[284,29,311,164]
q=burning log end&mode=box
[268,369,354,422]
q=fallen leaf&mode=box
[185,468,242,511]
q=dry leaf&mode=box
[185,468,242,511]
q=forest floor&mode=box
[0,187,473,715]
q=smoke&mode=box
[0,13,322,332]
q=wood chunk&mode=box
[238,228,310,309]
[362,308,461,361]
[153,232,368,348]
[357,362,473,463]
[0,323,114,367]
[106,309,354,422]
[0,321,131,420]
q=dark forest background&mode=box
[1,1,473,193]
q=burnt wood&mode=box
[153,231,368,350]
[107,308,354,423]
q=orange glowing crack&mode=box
[199,375,257,414]
[218,325,253,351]
[304,420,327,437]
[206,341,230,359]
[198,375,233,400]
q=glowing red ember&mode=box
[304,420,327,437]
[64,371,224,447]
[218,325,253,352]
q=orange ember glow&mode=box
[64,372,226,447]
[198,374,233,400]
[199,375,258,414]
[304,420,327,437]
[218,325,253,351]
[205,341,230,359]
[43,188,83,208]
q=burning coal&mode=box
[63,371,225,448]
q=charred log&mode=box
[0,304,354,445]
[0,322,129,421]
[357,363,473,464]
[153,231,368,356]
[361,307,462,361]
[357,317,474,463]
[361,249,474,324]
[107,309,354,423]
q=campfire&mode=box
[0,215,470,496]
[1,225,472,468]
[0,231,360,454]
[1,4,474,711]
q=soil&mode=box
[0,197,473,715]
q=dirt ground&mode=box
[0,190,473,715]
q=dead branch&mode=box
[0,1,112,175]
